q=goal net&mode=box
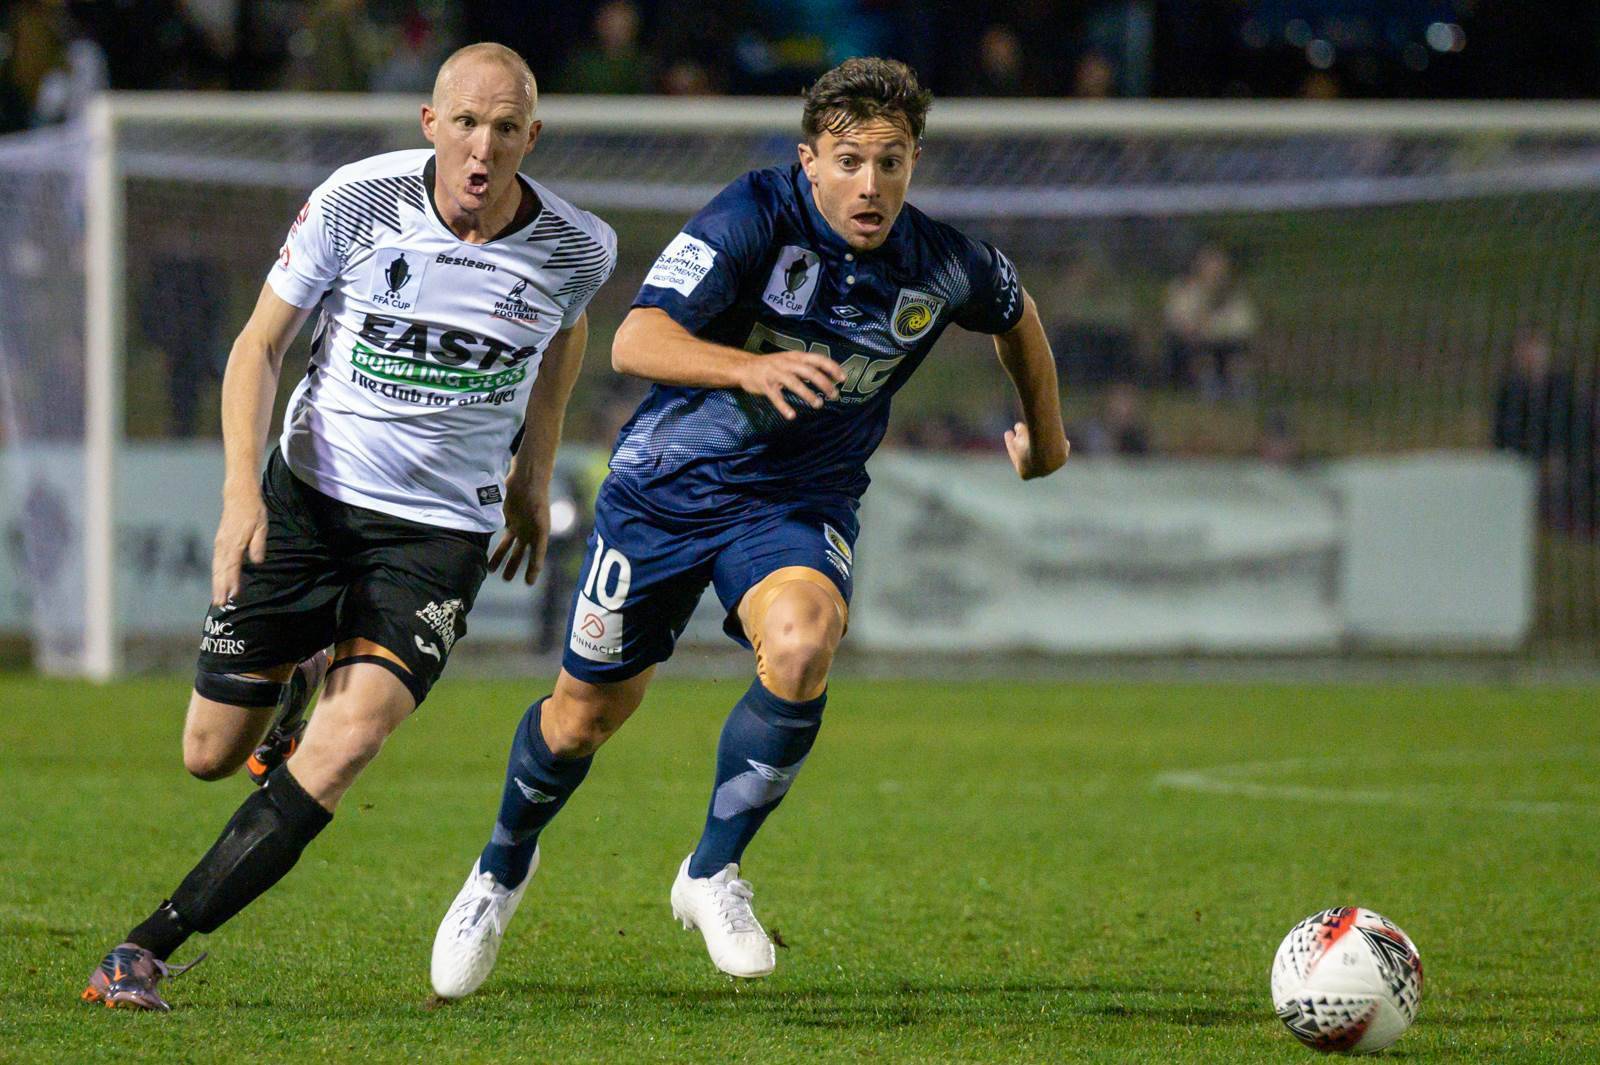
[1,96,1596,674]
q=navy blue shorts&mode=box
[561,477,859,684]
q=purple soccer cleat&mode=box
[81,942,205,1011]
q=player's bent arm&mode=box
[219,285,317,497]
[992,290,1069,480]
[210,285,316,603]
[510,313,588,494]
[493,314,589,583]
[612,307,845,421]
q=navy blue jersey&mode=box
[612,163,1023,512]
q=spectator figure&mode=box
[1299,70,1342,100]
[137,255,227,437]
[1074,381,1151,456]
[1257,408,1300,466]
[70,0,227,94]
[972,25,1027,96]
[660,59,715,95]
[1,0,72,130]
[370,8,451,94]
[1073,50,1117,98]
[1049,248,1141,387]
[284,0,381,92]
[564,0,652,95]
[1576,385,1599,536]
[1493,328,1579,526]
[1162,244,1258,400]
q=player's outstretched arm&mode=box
[212,285,316,604]
[493,313,590,584]
[993,290,1069,481]
[612,307,845,421]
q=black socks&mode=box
[127,765,332,958]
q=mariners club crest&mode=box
[890,288,945,345]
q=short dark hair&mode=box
[801,57,933,144]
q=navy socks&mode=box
[687,678,826,878]
[478,697,593,889]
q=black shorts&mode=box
[194,449,491,706]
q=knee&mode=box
[758,598,838,702]
[538,669,651,760]
[539,697,615,759]
[183,732,241,781]
[761,631,833,701]
[318,723,388,780]
[292,712,389,792]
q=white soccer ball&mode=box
[1270,907,1424,1055]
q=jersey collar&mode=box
[422,156,544,245]
[792,163,913,267]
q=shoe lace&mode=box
[451,874,509,937]
[160,950,209,980]
[167,946,209,972]
[710,876,760,936]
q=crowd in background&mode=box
[6,0,1600,132]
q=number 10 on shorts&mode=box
[569,536,631,663]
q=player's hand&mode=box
[1005,421,1070,481]
[738,351,846,420]
[212,491,268,606]
[491,482,550,585]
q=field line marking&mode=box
[1153,748,1600,816]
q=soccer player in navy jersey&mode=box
[431,56,1068,993]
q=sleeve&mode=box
[265,179,343,309]
[632,172,774,333]
[952,236,1025,335]
[561,216,619,329]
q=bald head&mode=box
[433,43,537,123]
[422,43,543,241]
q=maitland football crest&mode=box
[493,277,539,322]
[890,288,945,345]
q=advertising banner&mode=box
[0,446,1534,660]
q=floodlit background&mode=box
[1,0,1597,672]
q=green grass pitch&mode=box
[1,674,1595,1062]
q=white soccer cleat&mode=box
[430,849,538,1000]
[670,855,776,978]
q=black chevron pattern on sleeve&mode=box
[321,176,427,265]
[527,215,613,305]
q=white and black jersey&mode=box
[267,149,617,532]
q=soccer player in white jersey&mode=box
[81,43,617,1011]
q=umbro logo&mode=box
[831,305,862,319]
[514,778,559,803]
[747,759,793,783]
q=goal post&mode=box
[8,93,1599,675]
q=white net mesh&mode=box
[0,124,91,670]
[1,99,1597,671]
